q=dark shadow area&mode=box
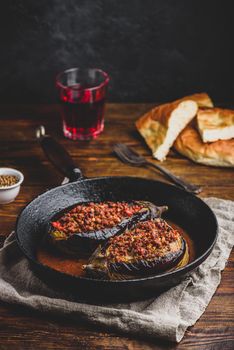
[0,0,233,103]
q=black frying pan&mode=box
[15,130,218,302]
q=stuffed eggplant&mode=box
[85,218,189,279]
[48,201,167,255]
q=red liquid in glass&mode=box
[60,84,106,140]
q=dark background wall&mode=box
[0,0,233,103]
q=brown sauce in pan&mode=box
[37,248,87,277]
[168,221,196,263]
[37,221,196,277]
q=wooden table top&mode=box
[0,104,233,350]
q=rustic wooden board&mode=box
[0,104,233,349]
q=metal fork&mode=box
[113,143,202,194]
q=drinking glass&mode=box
[56,68,109,140]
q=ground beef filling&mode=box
[106,219,181,263]
[51,201,143,235]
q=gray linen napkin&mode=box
[0,197,233,343]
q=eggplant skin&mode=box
[109,237,187,276]
[47,201,167,256]
[85,233,189,280]
[85,238,188,280]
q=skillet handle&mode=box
[36,126,83,182]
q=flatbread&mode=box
[136,93,213,161]
[197,108,234,142]
[174,122,234,167]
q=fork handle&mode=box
[146,161,202,194]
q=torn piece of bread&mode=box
[136,93,213,161]
[183,92,213,108]
[197,108,234,142]
[174,121,234,167]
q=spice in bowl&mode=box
[0,168,24,204]
[0,175,19,188]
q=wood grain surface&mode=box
[0,104,233,350]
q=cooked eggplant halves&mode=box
[48,201,167,255]
[84,218,189,279]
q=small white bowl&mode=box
[0,168,24,204]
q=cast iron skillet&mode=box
[15,131,218,302]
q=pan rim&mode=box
[15,176,218,284]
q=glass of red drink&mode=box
[56,68,109,140]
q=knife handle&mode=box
[36,125,83,182]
